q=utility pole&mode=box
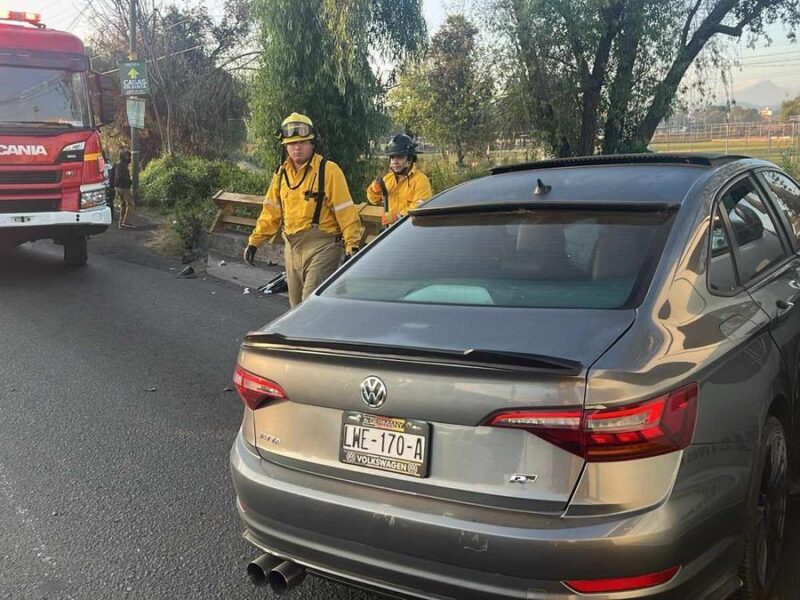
[129,0,139,201]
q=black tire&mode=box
[735,415,789,599]
[64,235,88,266]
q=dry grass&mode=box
[138,209,187,257]
[649,137,798,162]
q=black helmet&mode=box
[386,134,418,158]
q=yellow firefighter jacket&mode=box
[366,165,432,223]
[248,153,362,252]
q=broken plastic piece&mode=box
[258,271,288,295]
[177,265,196,278]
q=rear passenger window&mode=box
[709,208,738,293]
[762,171,800,247]
[719,178,787,284]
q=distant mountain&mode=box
[734,80,794,109]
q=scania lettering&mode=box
[0,145,48,156]
[0,11,116,266]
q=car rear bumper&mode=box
[230,435,741,600]
[0,207,110,241]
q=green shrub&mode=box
[216,161,270,195]
[421,155,488,194]
[173,199,217,250]
[781,151,799,179]
[140,155,269,209]
[139,154,270,250]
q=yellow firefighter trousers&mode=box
[283,228,342,307]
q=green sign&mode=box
[126,98,146,129]
[119,60,149,96]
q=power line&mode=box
[100,44,204,75]
[47,3,82,22]
[38,0,68,16]
[736,49,800,61]
[66,0,91,32]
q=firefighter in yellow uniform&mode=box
[367,134,432,226]
[243,113,361,307]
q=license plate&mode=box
[339,411,430,478]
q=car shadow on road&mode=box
[770,496,800,598]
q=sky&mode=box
[4,0,799,100]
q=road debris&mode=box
[177,266,196,278]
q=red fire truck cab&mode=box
[0,11,116,266]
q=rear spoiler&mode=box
[243,332,582,376]
[409,201,679,217]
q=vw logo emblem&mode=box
[360,376,387,409]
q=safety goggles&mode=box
[280,122,314,138]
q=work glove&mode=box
[343,247,359,263]
[370,177,383,194]
[381,211,399,226]
[243,244,257,266]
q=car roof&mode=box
[421,153,752,213]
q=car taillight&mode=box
[81,133,104,184]
[564,566,680,593]
[484,383,698,462]
[233,365,287,410]
[487,409,583,455]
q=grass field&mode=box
[649,137,798,162]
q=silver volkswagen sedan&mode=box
[230,154,800,600]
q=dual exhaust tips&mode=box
[247,553,306,595]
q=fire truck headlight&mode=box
[80,188,107,209]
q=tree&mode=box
[390,15,495,166]
[694,103,760,124]
[730,105,760,123]
[426,15,495,166]
[87,0,253,161]
[781,95,800,121]
[389,64,434,139]
[492,0,800,157]
[250,0,426,184]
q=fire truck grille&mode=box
[0,171,61,185]
[0,199,59,213]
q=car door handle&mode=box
[776,299,794,312]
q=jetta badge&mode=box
[360,376,387,409]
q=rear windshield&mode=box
[323,209,674,309]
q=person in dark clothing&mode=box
[115,149,134,229]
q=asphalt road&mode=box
[0,228,798,600]
[0,234,380,600]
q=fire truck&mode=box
[0,10,116,266]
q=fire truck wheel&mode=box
[64,235,88,266]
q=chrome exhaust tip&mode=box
[268,560,307,595]
[246,553,282,587]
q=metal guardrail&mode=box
[210,190,385,246]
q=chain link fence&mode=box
[651,121,800,160]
